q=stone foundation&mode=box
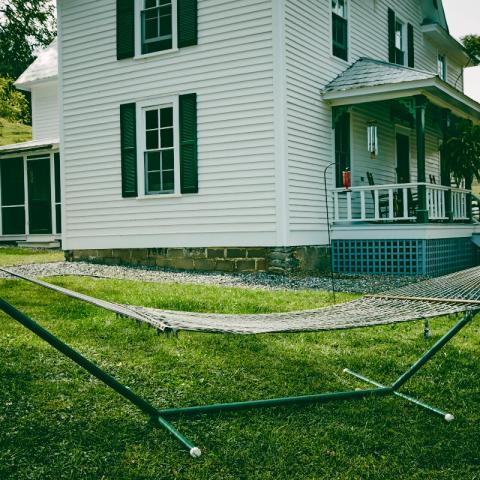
[65,245,331,274]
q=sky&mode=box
[442,0,480,101]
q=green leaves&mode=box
[0,76,30,124]
[0,0,56,79]
[462,34,480,66]
[440,117,480,188]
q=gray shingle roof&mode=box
[15,39,58,88]
[324,58,435,94]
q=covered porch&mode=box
[325,58,480,226]
[0,139,61,247]
[323,59,480,275]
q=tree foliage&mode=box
[440,117,480,188]
[0,0,56,79]
[0,76,30,123]
[462,34,480,66]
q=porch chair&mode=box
[366,172,390,218]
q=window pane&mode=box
[146,110,158,130]
[395,21,403,50]
[146,130,159,150]
[147,151,161,171]
[159,0,170,5]
[161,128,173,148]
[162,170,174,191]
[148,172,161,192]
[162,149,174,170]
[145,18,158,39]
[160,14,172,36]
[160,107,173,127]
[145,0,156,8]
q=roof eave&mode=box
[323,78,480,124]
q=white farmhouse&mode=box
[3,0,480,275]
[0,40,61,246]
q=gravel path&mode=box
[0,261,424,294]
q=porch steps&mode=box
[17,240,61,249]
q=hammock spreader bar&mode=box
[1,296,476,458]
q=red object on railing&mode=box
[342,169,351,190]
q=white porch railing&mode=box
[333,182,471,223]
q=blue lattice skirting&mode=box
[332,237,479,276]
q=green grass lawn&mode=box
[0,254,478,479]
[0,117,32,146]
[0,247,64,266]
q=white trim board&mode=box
[331,223,476,240]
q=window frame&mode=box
[136,97,181,199]
[134,0,178,59]
[437,53,447,81]
[394,16,407,66]
[331,0,349,62]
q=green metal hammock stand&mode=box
[0,266,479,458]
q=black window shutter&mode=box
[117,0,135,60]
[388,8,396,63]
[407,23,415,68]
[120,103,138,197]
[179,93,198,194]
[178,0,198,48]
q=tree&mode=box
[462,34,480,66]
[0,76,30,123]
[0,0,56,79]
[440,117,480,188]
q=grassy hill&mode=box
[0,117,32,146]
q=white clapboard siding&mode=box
[59,0,278,250]
[32,82,59,140]
[285,0,464,246]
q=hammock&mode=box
[0,264,478,458]
[1,265,479,334]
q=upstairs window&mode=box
[388,9,414,67]
[141,0,173,54]
[332,0,348,61]
[437,54,447,80]
[394,18,405,65]
[116,0,198,60]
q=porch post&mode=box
[441,110,453,221]
[415,95,428,223]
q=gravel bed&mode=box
[0,261,424,294]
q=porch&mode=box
[0,139,62,247]
[323,58,480,276]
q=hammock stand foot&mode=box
[342,369,454,421]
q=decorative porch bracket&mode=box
[0,297,477,458]
[415,95,429,223]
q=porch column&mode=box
[441,109,453,221]
[415,95,428,223]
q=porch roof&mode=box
[322,58,480,123]
[0,139,59,157]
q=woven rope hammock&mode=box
[0,264,479,458]
[1,265,479,334]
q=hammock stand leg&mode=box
[343,310,478,422]
[0,298,202,458]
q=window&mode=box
[141,0,173,54]
[437,54,447,81]
[388,9,414,67]
[144,106,175,194]
[332,0,348,61]
[394,18,406,65]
